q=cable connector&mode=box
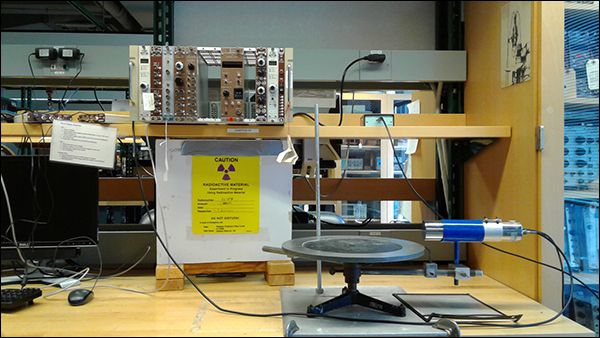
[363,53,386,63]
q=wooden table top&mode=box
[1,269,594,337]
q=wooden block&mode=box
[266,260,295,275]
[155,265,184,280]
[183,261,266,275]
[155,278,184,291]
[265,274,295,286]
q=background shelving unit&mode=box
[563,2,599,334]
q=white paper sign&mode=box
[586,59,599,90]
[142,92,155,111]
[50,120,117,169]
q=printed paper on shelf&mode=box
[49,120,117,169]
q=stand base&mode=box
[306,262,405,317]
[307,288,406,317]
[281,286,445,337]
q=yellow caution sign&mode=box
[191,156,260,234]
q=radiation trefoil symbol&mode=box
[217,164,236,181]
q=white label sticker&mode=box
[50,120,117,169]
[227,128,259,134]
[39,49,49,57]
[142,92,155,111]
[63,49,73,57]
[586,59,599,90]
[406,100,420,155]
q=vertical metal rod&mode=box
[314,103,323,294]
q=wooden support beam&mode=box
[293,178,436,201]
[182,262,267,275]
[98,177,155,202]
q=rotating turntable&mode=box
[267,235,425,317]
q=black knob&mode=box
[188,63,195,71]
[222,90,230,97]
[175,77,184,86]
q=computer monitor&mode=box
[1,156,99,257]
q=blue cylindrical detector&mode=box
[424,219,523,242]
[442,220,485,242]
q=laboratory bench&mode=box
[0,269,594,337]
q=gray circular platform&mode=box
[281,236,425,264]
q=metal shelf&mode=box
[564,190,599,200]
[565,97,600,111]
[344,145,407,151]
[345,170,380,174]
[565,2,599,13]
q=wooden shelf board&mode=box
[1,112,509,140]
[1,123,510,140]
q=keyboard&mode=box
[1,288,42,311]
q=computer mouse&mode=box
[68,289,94,306]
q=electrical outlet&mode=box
[362,114,395,127]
